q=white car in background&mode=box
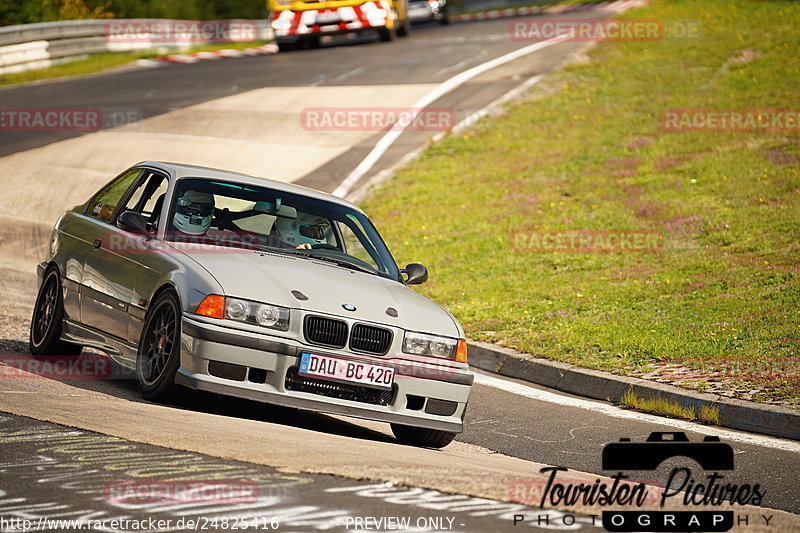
[408,0,450,24]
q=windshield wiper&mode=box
[257,247,379,276]
[300,251,379,276]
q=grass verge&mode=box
[0,40,270,87]
[454,0,608,16]
[361,0,800,405]
[620,389,720,424]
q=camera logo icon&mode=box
[603,432,734,471]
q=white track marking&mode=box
[331,67,365,83]
[332,32,572,198]
[347,73,548,202]
[310,74,327,86]
[473,372,800,454]
[334,0,651,198]
[434,49,488,78]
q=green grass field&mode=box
[362,0,800,405]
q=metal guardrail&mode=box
[0,19,273,75]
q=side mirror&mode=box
[117,210,151,238]
[401,263,428,285]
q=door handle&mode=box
[93,238,102,250]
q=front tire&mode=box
[396,16,410,37]
[30,267,82,357]
[136,291,182,401]
[391,423,457,448]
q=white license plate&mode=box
[316,12,340,24]
[299,353,394,390]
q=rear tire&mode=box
[136,291,182,402]
[378,8,399,41]
[378,26,396,41]
[29,268,82,357]
[277,41,296,52]
[397,16,411,37]
[391,423,457,448]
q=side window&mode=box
[86,169,142,223]
[121,172,168,221]
[121,174,150,214]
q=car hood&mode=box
[175,246,460,337]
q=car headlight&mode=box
[196,295,290,331]
[402,331,467,362]
[225,298,250,321]
[255,304,283,328]
[225,297,290,331]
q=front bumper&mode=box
[177,316,472,433]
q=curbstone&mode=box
[467,340,800,441]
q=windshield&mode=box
[166,178,401,281]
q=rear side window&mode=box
[86,169,142,223]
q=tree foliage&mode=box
[1,0,266,26]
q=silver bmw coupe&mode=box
[30,161,472,448]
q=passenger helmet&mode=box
[274,214,329,247]
[173,190,214,235]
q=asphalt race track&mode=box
[0,6,798,533]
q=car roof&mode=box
[136,160,364,213]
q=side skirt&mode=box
[62,319,137,369]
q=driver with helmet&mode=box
[173,190,215,236]
[274,213,329,250]
[172,192,329,252]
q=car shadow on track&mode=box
[0,342,395,445]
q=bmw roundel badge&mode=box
[342,304,357,312]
